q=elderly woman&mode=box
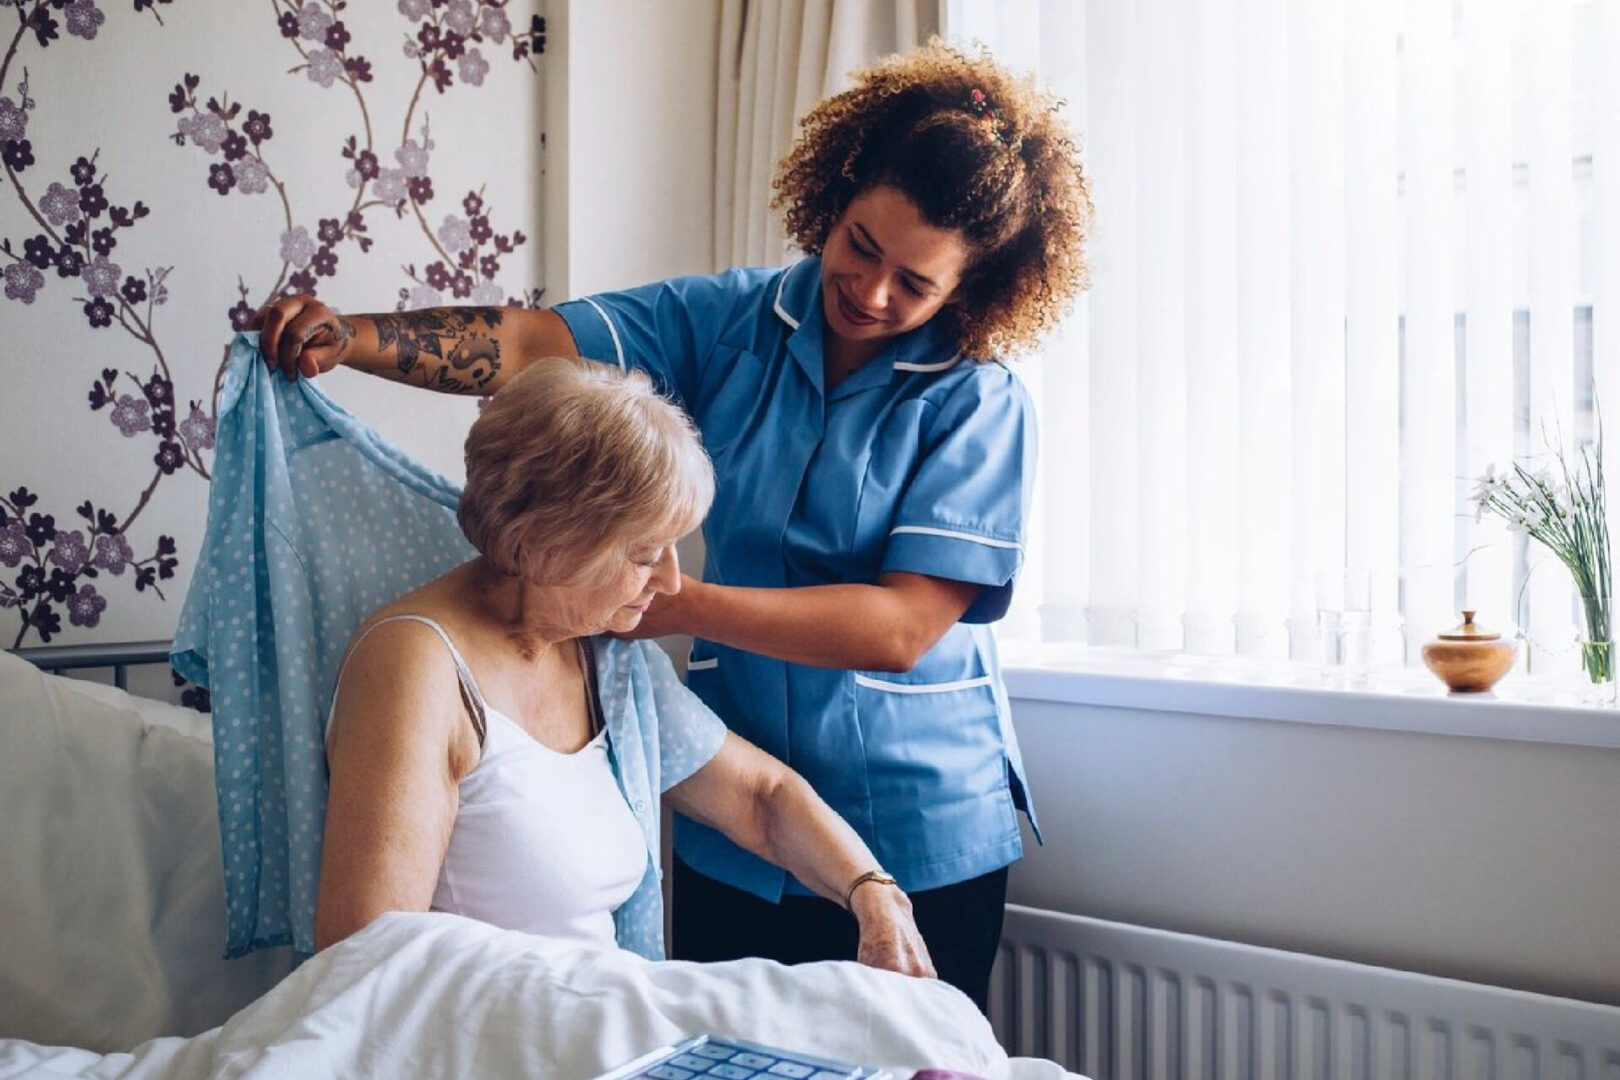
[314,355,933,976]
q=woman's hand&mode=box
[851,882,936,979]
[255,294,356,381]
[665,734,935,979]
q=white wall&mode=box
[543,0,722,680]
[545,0,723,300]
[1005,694,1620,1007]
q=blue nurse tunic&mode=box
[555,257,1041,902]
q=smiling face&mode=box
[819,184,972,364]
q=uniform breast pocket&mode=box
[851,670,1007,802]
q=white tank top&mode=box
[335,615,647,950]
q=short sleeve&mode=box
[639,641,728,791]
[880,368,1037,623]
[553,270,763,409]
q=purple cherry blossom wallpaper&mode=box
[0,0,546,652]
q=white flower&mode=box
[0,97,26,143]
[395,139,430,178]
[297,2,333,42]
[235,157,270,195]
[374,167,408,204]
[407,284,442,309]
[479,6,511,42]
[306,48,344,89]
[458,47,490,87]
[181,112,229,155]
[39,182,81,227]
[83,255,121,298]
[279,226,315,268]
[443,0,476,36]
[437,214,473,254]
[64,1,105,41]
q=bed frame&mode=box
[9,640,173,688]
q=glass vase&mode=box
[1578,593,1616,706]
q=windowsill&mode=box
[1000,644,1620,750]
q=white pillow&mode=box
[0,650,294,1051]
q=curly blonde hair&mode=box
[772,39,1093,360]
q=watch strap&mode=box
[842,868,899,911]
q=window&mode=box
[950,0,1617,667]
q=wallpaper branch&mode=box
[0,0,546,651]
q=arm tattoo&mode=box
[372,307,505,394]
[332,316,357,352]
[303,315,357,364]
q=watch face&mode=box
[843,869,898,909]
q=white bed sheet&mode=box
[0,912,1083,1080]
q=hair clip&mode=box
[968,87,1012,147]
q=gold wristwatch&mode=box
[842,868,899,911]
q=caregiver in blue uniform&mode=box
[256,40,1093,1011]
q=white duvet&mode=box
[0,912,1077,1080]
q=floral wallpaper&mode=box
[0,0,546,652]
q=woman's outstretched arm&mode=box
[255,294,579,395]
[626,570,981,673]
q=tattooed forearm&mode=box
[421,364,498,394]
[292,314,358,364]
[332,315,357,352]
[373,307,504,394]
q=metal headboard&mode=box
[9,640,173,690]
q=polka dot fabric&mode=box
[172,334,727,960]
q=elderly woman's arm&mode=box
[314,622,472,950]
[255,295,575,394]
[664,734,936,979]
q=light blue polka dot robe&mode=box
[172,333,727,960]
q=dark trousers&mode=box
[671,857,1009,1013]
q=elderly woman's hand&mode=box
[254,294,355,381]
[850,882,936,979]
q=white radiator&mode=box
[989,904,1620,1080]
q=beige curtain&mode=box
[713,0,942,269]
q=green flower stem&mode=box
[1475,438,1614,687]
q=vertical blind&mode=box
[949,0,1617,666]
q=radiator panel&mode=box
[991,905,1620,1080]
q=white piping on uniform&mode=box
[773,264,801,330]
[686,657,718,671]
[579,296,626,369]
[854,672,994,694]
[894,354,962,373]
[889,525,1022,550]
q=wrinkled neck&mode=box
[469,559,575,660]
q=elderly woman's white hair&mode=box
[458,356,714,582]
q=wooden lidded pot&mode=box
[1421,610,1516,692]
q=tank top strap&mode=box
[332,613,489,746]
[578,635,608,738]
